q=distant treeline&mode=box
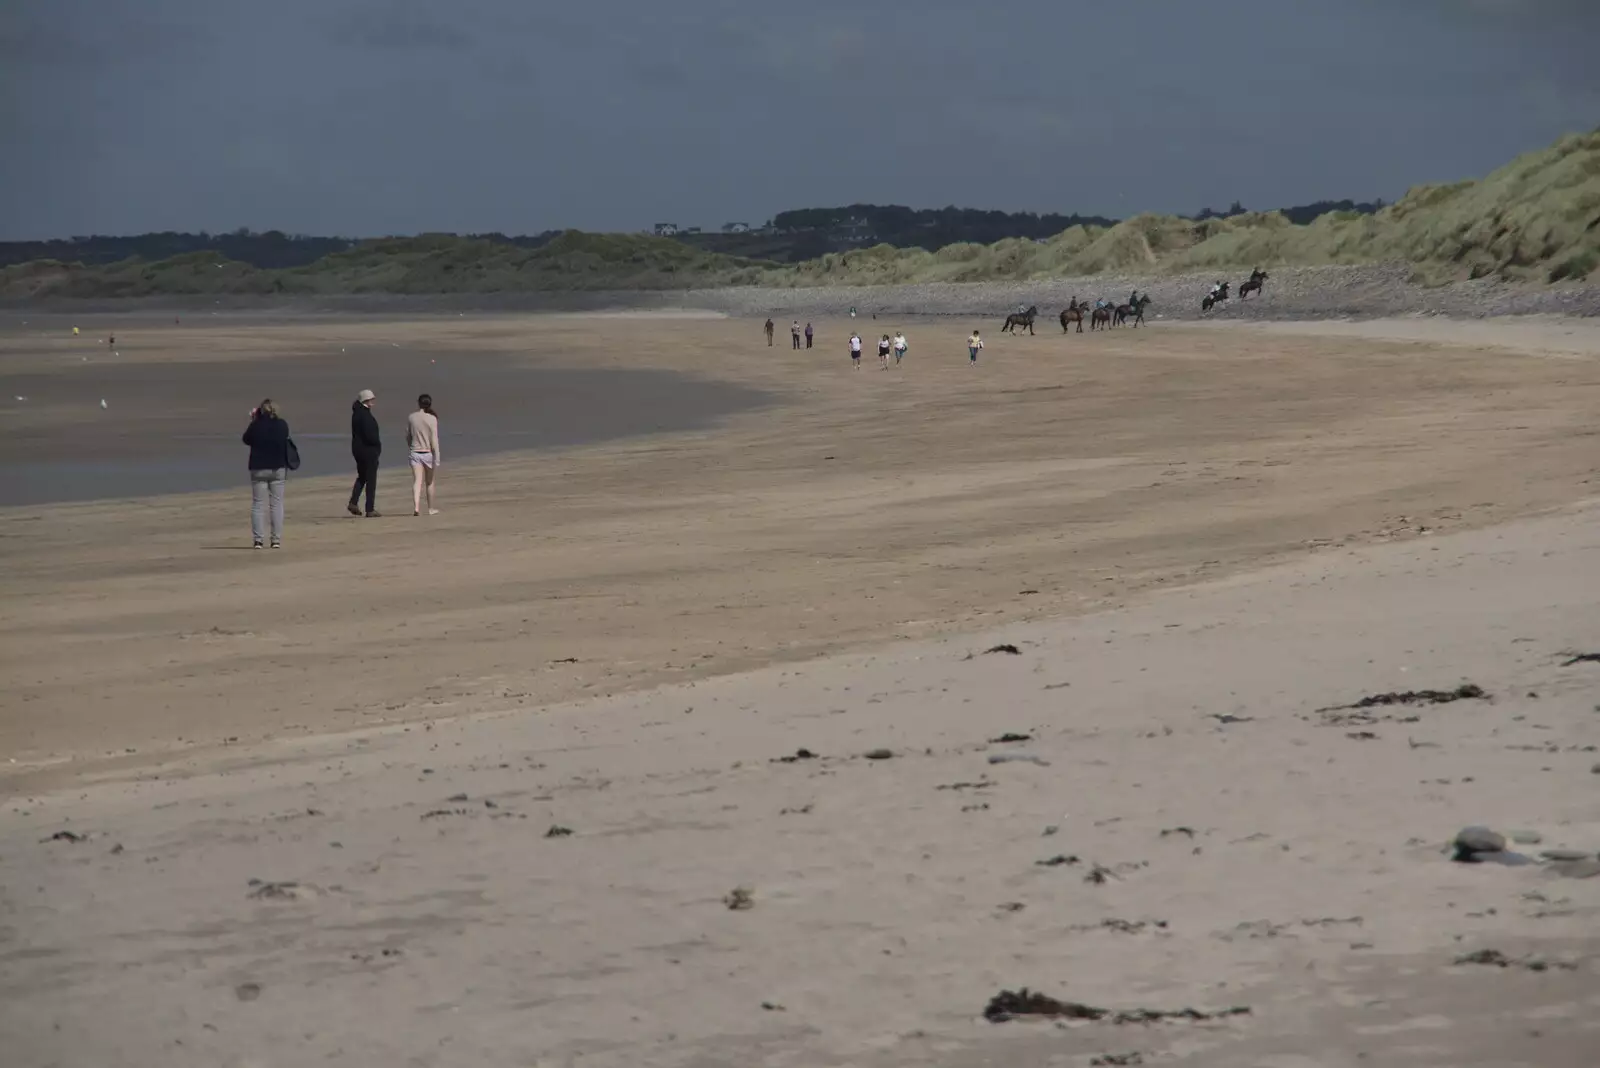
[771,204,1117,246]
[0,228,561,271]
[1,198,1383,271]
[1191,198,1386,225]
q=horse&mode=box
[1060,301,1086,334]
[1090,304,1114,331]
[1002,305,1039,335]
[1239,270,1268,299]
[1201,282,1231,312]
[1114,294,1152,328]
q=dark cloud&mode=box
[2,0,1596,240]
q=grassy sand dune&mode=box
[5,131,1596,299]
[795,130,1599,287]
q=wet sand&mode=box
[0,318,767,505]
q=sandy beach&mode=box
[2,310,1599,1066]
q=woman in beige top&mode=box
[406,393,441,516]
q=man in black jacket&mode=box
[348,388,382,517]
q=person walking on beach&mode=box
[968,330,984,364]
[804,322,814,348]
[348,388,382,517]
[893,331,908,365]
[791,320,802,350]
[407,393,441,516]
[764,318,775,346]
[849,331,862,369]
[242,399,292,549]
[877,334,892,369]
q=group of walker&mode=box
[241,390,441,549]
[769,320,1000,368]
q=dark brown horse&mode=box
[1090,304,1113,331]
[1239,269,1268,299]
[1201,282,1231,312]
[1113,294,1151,328]
[1060,300,1086,333]
[1002,305,1039,335]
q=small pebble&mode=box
[1453,826,1506,857]
[988,751,1050,766]
[1539,849,1591,862]
[1550,859,1600,880]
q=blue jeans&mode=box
[250,468,286,543]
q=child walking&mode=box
[968,330,984,364]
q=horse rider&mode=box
[1209,280,1224,299]
[1128,289,1139,307]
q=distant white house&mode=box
[653,223,679,236]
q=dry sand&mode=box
[2,311,1599,1066]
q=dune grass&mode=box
[772,130,1599,288]
[5,131,1597,299]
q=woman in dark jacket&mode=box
[348,388,381,517]
[242,398,291,549]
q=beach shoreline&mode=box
[3,308,1598,1066]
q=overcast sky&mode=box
[2,0,1596,240]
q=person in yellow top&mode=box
[967,330,984,365]
[406,393,441,516]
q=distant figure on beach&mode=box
[108,335,115,348]
[968,330,984,364]
[242,399,292,549]
[849,332,862,368]
[878,334,892,369]
[348,389,382,518]
[791,320,802,350]
[407,393,441,516]
[804,322,814,349]
[764,318,774,346]
[893,331,908,364]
